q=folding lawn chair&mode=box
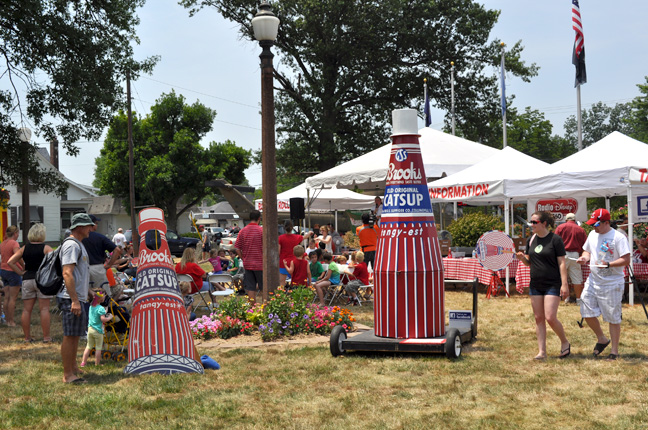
[208,273,235,300]
[177,274,213,312]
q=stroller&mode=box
[89,294,131,362]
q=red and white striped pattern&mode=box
[128,294,196,361]
[572,0,584,57]
[374,221,444,338]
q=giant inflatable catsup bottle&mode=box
[124,208,203,375]
[374,109,445,338]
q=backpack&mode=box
[35,237,78,296]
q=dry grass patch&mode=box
[1,290,648,429]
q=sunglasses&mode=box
[529,220,541,225]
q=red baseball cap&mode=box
[585,208,611,225]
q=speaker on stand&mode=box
[289,197,305,226]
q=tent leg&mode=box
[628,184,634,306]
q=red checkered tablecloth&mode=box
[515,263,648,291]
[443,257,518,284]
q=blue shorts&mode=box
[0,269,22,287]
[529,286,561,296]
[279,268,289,275]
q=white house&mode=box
[5,148,97,243]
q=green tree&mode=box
[182,0,537,176]
[563,101,634,148]
[507,107,576,163]
[0,0,157,195]
[95,92,252,230]
[626,76,648,143]
[447,212,504,247]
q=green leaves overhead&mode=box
[95,91,251,230]
[182,0,537,176]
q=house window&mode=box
[10,206,44,231]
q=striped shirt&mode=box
[235,222,263,271]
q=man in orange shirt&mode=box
[356,213,380,271]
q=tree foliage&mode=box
[507,107,576,163]
[182,0,537,176]
[563,101,634,148]
[94,92,252,230]
[0,0,157,194]
[626,76,648,143]
[447,212,504,247]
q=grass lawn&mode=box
[1,288,648,429]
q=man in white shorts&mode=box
[555,213,587,304]
[577,208,630,360]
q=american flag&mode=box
[572,0,587,86]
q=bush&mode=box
[343,231,360,249]
[447,212,505,247]
[182,232,201,240]
[214,295,250,321]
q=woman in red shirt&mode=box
[175,247,209,294]
[1,225,22,326]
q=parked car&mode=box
[124,229,201,257]
[220,234,237,251]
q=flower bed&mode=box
[189,286,355,342]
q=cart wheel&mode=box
[90,348,96,356]
[102,350,112,360]
[113,351,127,362]
[445,328,462,359]
[330,325,347,357]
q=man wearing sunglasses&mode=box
[576,208,631,360]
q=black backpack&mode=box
[35,237,78,296]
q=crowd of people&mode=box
[3,199,647,384]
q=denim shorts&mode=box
[529,285,561,296]
[0,269,22,287]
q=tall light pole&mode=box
[252,2,280,303]
[18,127,32,243]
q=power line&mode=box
[140,76,259,109]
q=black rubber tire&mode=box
[113,351,127,362]
[102,350,112,360]
[445,328,462,359]
[330,325,347,357]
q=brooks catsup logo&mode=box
[138,250,174,266]
[387,162,423,181]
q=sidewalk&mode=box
[197,323,372,350]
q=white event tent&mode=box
[254,182,374,212]
[305,127,499,192]
[502,132,648,304]
[426,146,558,292]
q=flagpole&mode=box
[576,85,583,150]
[450,61,455,136]
[501,42,507,148]
[423,78,431,127]
[572,0,586,151]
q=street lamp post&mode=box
[18,127,32,244]
[252,2,280,303]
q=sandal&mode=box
[593,340,610,357]
[42,337,53,343]
[606,353,619,361]
[558,343,571,359]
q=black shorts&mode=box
[243,270,263,292]
[57,297,88,337]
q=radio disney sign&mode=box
[534,198,578,221]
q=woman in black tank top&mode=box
[7,224,54,342]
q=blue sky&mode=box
[55,0,648,188]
